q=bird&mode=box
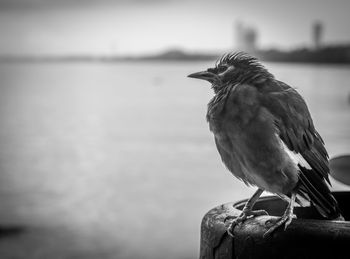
[188,52,344,237]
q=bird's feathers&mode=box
[298,166,341,219]
[280,139,311,170]
[261,79,340,218]
[261,80,329,178]
[215,52,264,70]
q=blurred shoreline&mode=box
[2,44,350,64]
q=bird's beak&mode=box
[187,71,217,82]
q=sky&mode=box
[1,0,350,56]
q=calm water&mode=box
[0,61,349,259]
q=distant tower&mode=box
[312,21,323,50]
[244,27,257,52]
[234,21,258,53]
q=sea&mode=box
[0,61,349,259]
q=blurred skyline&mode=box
[1,0,350,56]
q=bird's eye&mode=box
[217,65,227,73]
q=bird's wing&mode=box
[260,81,340,218]
[260,80,329,180]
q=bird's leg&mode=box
[226,188,267,236]
[263,192,297,237]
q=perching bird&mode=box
[188,52,344,236]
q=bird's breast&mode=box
[208,104,299,194]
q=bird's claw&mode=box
[284,213,297,230]
[225,209,268,237]
[263,213,297,238]
[226,215,247,237]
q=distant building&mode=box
[235,22,258,53]
[312,21,323,50]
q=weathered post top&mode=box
[200,192,350,259]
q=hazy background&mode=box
[0,1,350,259]
[2,0,350,56]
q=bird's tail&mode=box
[297,166,344,220]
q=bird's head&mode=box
[188,52,273,92]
